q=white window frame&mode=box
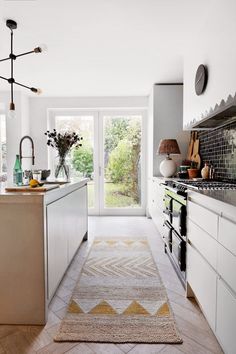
[47,108,147,216]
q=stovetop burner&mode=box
[165,179,236,191]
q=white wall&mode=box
[154,85,189,175]
[29,96,148,170]
[0,91,30,181]
[183,0,236,128]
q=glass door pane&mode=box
[54,115,96,209]
[103,114,142,209]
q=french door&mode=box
[48,109,146,215]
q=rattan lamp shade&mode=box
[157,139,181,155]
[157,139,180,178]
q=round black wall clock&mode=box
[195,64,208,95]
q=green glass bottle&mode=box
[13,154,23,185]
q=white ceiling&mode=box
[0,0,211,96]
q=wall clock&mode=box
[195,64,208,95]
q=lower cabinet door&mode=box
[187,244,217,330]
[216,279,236,354]
[47,197,68,300]
[67,186,87,262]
[47,186,88,300]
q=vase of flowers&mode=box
[45,129,82,180]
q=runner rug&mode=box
[54,237,182,343]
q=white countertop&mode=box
[193,189,236,208]
[0,178,89,204]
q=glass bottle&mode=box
[201,162,210,180]
[13,154,23,185]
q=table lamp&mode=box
[157,139,181,177]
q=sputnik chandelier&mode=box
[0,19,46,118]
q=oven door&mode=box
[172,230,186,272]
[162,220,172,252]
[172,199,186,236]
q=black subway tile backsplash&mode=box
[198,121,236,181]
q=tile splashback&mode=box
[198,121,236,181]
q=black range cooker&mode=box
[162,179,236,287]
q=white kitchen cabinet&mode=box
[67,186,88,262]
[47,185,88,300]
[218,244,236,295]
[188,219,217,269]
[188,200,218,239]
[187,244,217,330]
[216,279,236,354]
[0,179,88,325]
[47,197,68,300]
[218,217,236,255]
[186,192,236,354]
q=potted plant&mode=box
[187,161,199,179]
[45,129,83,180]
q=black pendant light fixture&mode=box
[0,19,46,118]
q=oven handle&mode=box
[172,229,185,242]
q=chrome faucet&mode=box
[19,135,35,166]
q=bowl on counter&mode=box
[41,170,51,180]
[178,165,190,179]
[178,171,188,179]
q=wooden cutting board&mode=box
[191,138,201,169]
[5,184,60,192]
[187,132,194,160]
[191,138,199,159]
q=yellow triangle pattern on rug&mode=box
[140,240,148,245]
[106,240,117,246]
[123,300,150,315]
[123,240,135,246]
[156,302,170,317]
[68,300,84,314]
[54,237,183,343]
[94,240,101,244]
[89,300,117,315]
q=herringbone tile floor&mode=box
[0,217,223,354]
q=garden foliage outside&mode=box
[71,116,142,208]
[104,117,141,206]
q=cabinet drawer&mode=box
[188,201,218,239]
[216,279,236,354]
[218,244,236,294]
[219,217,236,256]
[187,244,217,330]
[188,219,217,270]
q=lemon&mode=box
[29,179,39,188]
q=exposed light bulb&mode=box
[36,88,42,95]
[31,87,42,95]
[8,110,16,119]
[34,44,48,54]
[8,103,16,119]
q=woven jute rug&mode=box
[54,237,182,343]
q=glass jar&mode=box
[55,156,70,180]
